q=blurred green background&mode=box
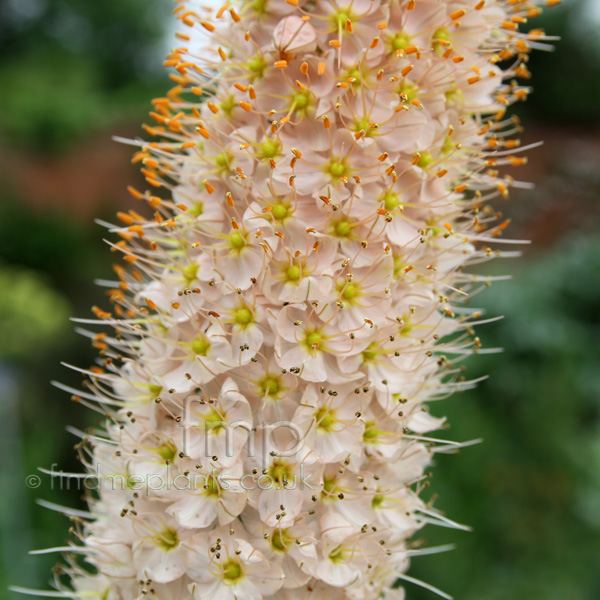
[0,1,599,599]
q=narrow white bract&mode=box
[29,1,559,599]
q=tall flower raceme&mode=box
[17,1,560,599]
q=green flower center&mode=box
[191,334,211,356]
[352,116,374,136]
[362,344,378,362]
[399,318,413,336]
[183,262,198,285]
[445,88,464,106]
[442,135,455,156]
[148,384,163,398]
[258,139,281,160]
[234,307,253,325]
[204,475,220,496]
[247,54,267,78]
[363,419,380,442]
[268,460,294,486]
[381,191,402,212]
[222,559,243,582]
[219,95,237,116]
[391,31,411,51]
[328,546,346,563]
[228,230,246,250]
[204,408,225,433]
[215,152,231,169]
[251,0,268,15]
[334,219,352,237]
[293,91,309,109]
[157,441,177,461]
[188,201,204,217]
[332,9,353,30]
[286,264,301,281]
[417,151,433,169]
[314,406,337,432]
[340,281,359,301]
[432,28,450,54]
[270,528,293,553]
[372,493,385,508]
[304,330,324,350]
[272,203,289,220]
[398,79,420,103]
[329,160,347,178]
[348,68,361,82]
[259,375,281,397]
[322,476,339,500]
[157,527,179,551]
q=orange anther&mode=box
[127,225,144,237]
[147,196,161,209]
[117,212,134,225]
[127,186,143,200]
[450,9,466,20]
[497,182,509,198]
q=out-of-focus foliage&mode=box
[0,0,170,151]
[0,1,169,593]
[0,203,115,595]
[408,234,600,600]
[0,265,70,360]
[523,0,600,126]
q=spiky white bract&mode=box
[22,1,560,600]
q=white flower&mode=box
[187,530,285,600]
